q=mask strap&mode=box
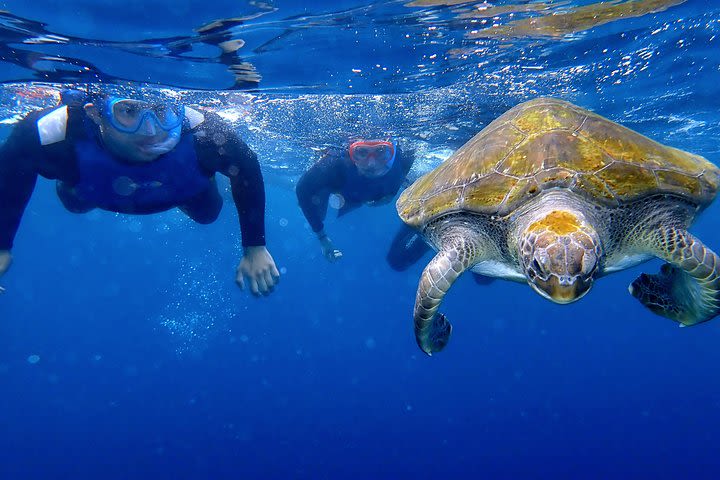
[385,142,397,169]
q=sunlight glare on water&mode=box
[0,1,717,176]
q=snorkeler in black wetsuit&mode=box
[295,139,492,283]
[0,86,280,296]
[296,139,414,262]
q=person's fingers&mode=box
[0,255,12,276]
[271,264,281,280]
[236,272,245,290]
[255,275,269,295]
[263,269,275,289]
[250,278,260,296]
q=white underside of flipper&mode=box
[603,253,653,274]
[471,260,525,281]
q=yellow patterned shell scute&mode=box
[597,162,658,198]
[512,101,581,134]
[654,169,704,198]
[397,97,720,227]
[461,173,519,211]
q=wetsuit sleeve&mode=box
[295,153,344,233]
[0,113,44,250]
[194,112,266,247]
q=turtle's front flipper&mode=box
[414,228,487,355]
[629,227,720,325]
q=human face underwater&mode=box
[349,140,396,177]
[90,97,184,163]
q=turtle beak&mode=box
[529,275,593,304]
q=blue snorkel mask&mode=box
[100,96,184,135]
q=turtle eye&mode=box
[581,249,598,276]
[531,258,543,273]
[530,255,552,280]
[527,258,544,280]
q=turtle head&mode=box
[519,209,601,304]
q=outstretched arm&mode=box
[296,153,345,262]
[0,114,42,253]
[296,154,341,234]
[0,112,46,290]
[195,112,279,295]
[195,113,266,247]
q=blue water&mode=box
[1,0,719,478]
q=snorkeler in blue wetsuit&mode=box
[296,139,415,262]
[0,87,280,296]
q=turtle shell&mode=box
[398,97,720,227]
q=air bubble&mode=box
[329,194,345,209]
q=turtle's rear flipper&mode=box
[629,228,720,326]
[387,224,430,272]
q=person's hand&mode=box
[236,246,280,296]
[0,250,11,294]
[318,232,343,262]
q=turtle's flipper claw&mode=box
[422,313,452,356]
[629,263,697,325]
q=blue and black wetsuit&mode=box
[0,105,266,250]
[295,145,414,234]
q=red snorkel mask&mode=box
[349,140,396,174]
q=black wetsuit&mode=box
[0,105,266,250]
[295,145,414,234]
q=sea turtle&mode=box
[397,97,720,355]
